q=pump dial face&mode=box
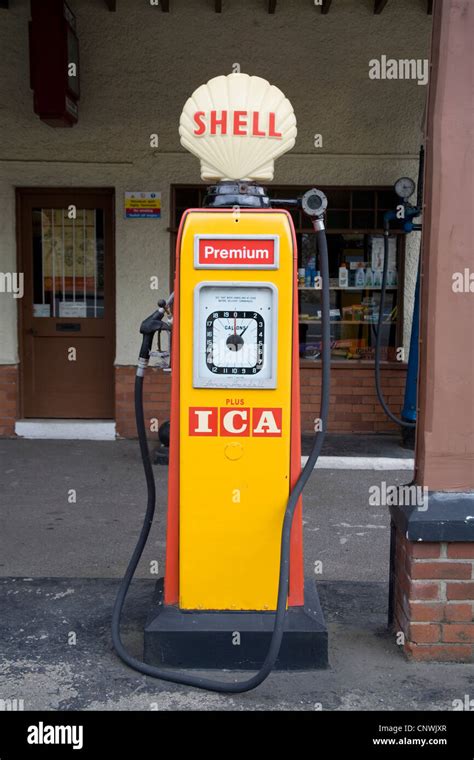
[394,177,415,200]
[194,283,277,388]
[206,310,264,374]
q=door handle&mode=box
[26,328,38,336]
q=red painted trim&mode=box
[163,209,191,605]
[288,216,305,607]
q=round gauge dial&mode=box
[195,283,277,388]
[206,310,264,375]
[394,177,415,200]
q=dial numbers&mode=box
[194,283,277,389]
[206,310,265,375]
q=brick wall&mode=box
[0,365,18,437]
[0,362,406,438]
[392,531,474,662]
[300,364,405,434]
[115,366,172,439]
[115,363,406,438]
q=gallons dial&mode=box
[206,310,264,375]
[194,283,277,388]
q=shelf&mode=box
[293,228,405,235]
[299,320,396,325]
[299,358,407,368]
[298,286,398,291]
[169,227,406,236]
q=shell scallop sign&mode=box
[179,73,297,182]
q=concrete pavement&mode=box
[0,438,472,711]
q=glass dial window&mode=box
[206,310,265,375]
[194,283,277,388]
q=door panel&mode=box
[18,189,115,419]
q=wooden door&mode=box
[17,188,115,418]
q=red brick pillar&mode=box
[390,0,474,662]
[393,537,474,661]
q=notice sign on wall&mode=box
[124,192,161,219]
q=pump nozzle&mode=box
[138,298,173,366]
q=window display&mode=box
[298,232,400,362]
[171,185,404,363]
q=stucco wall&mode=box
[0,0,431,365]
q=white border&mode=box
[193,281,278,389]
[302,456,414,471]
[194,234,280,270]
[15,420,116,440]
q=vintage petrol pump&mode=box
[112,74,331,693]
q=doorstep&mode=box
[15,420,116,441]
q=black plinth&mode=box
[143,579,328,670]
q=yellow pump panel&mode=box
[178,211,295,611]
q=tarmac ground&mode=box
[0,437,472,711]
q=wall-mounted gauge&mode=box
[394,177,415,201]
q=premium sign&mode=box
[189,407,282,437]
[194,235,279,269]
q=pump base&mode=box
[143,579,328,670]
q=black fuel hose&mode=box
[374,229,415,429]
[111,227,331,693]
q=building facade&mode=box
[0,0,432,438]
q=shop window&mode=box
[170,185,404,364]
